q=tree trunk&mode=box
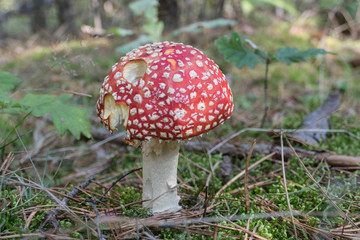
[92,0,108,32]
[198,0,207,20]
[55,0,75,33]
[212,0,225,18]
[55,0,71,25]
[198,0,225,20]
[31,0,47,33]
[158,0,179,31]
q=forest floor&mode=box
[1,19,360,239]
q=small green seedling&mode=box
[215,32,331,127]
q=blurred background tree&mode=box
[0,0,358,41]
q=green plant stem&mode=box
[260,58,270,128]
[0,112,31,150]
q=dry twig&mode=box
[284,135,359,230]
[280,131,298,239]
[41,174,97,231]
[215,152,276,197]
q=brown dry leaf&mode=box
[291,91,340,145]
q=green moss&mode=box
[59,219,73,228]
[321,116,360,155]
[179,153,224,192]
[71,232,81,238]
[281,112,304,129]
[0,187,54,233]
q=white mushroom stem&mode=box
[142,138,181,214]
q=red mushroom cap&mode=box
[97,42,233,143]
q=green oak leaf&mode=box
[273,47,330,65]
[215,32,264,69]
[19,94,91,139]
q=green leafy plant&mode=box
[241,0,298,16]
[215,32,330,126]
[115,0,163,53]
[172,19,237,36]
[129,0,164,42]
[0,71,92,143]
[114,0,237,53]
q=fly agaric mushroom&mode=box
[97,42,233,214]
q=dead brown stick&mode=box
[0,233,78,240]
[91,128,360,167]
[322,155,360,166]
[229,180,273,195]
